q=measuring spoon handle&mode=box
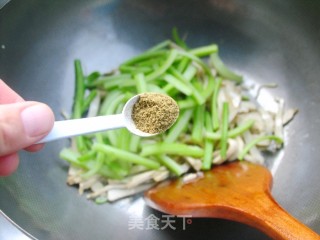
[37,114,124,143]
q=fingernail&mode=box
[21,104,54,137]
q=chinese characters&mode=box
[128,214,192,230]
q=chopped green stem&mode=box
[73,60,86,151]
[82,151,104,179]
[98,163,126,179]
[147,84,166,94]
[95,132,104,143]
[165,109,193,143]
[172,27,188,49]
[163,74,192,95]
[95,196,108,204]
[104,94,126,146]
[202,112,214,170]
[134,73,147,93]
[146,40,171,53]
[189,44,218,57]
[210,52,243,83]
[73,60,85,119]
[191,105,205,143]
[146,49,178,81]
[177,57,190,73]
[203,76,215,100]
[106,94,125,115]
[182,64,197,82]
[168,66,188,82]
[190,83,206,105]
[163,83,176,94]
[93,143,160,169]
[59,148,86,169]
[135,58,164,67]
[82,90,98,114]
[117,129,131,151]
[177,99,197,109]
[212,77,222,130]
[61,148,115,178]
[104,78,136,90]
[242,95,250,101]
[99,90,122,115]
[77,150,95,162]
[167,66,205,104]
[87,74,131,87]
[228,120,254,138]
[83,136,93,150]
[205,119,255,140]
[86,71,101,84]
[80,133,107,178]
[119,65,153,75]
[192,80,203,91]
[141,143,204,157]
[121,50,167,66]
[129,135,141,152]
[106,94,126,115]
[220,102,229,159]
[157,155,184,176]
[238,135,283,160]
[60,148,79,163]
[177,50,213,78]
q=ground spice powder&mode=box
[132,93,179,134]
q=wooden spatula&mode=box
[145,161,320,240]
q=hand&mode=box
[0,80,54,176]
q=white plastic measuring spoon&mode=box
[37,95,156,143]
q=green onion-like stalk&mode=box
[220,102,229,159]
[238,135,283,160]
[93,143,160,169]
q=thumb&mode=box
[0,101,54,156]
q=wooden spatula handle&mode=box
[145,162,319,239]
[215,192,320,240]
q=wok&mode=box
[0,0,319,239]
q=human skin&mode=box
[0,80,54,176]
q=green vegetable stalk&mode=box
[61,33,277,200]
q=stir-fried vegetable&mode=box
[60,31,297,203]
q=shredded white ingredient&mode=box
[66,69,297,202]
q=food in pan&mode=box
[60,31,297,203]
